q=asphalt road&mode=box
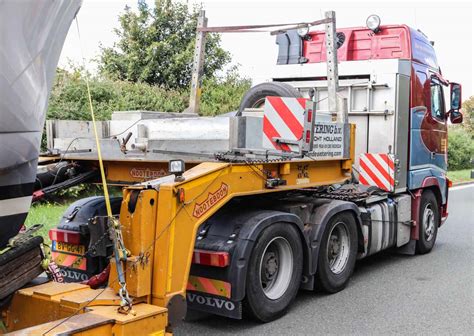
[179,185,474,335]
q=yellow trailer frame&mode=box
[3,127,354,335]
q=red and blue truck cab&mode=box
[272,15,463,244]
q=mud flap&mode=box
[395,239,416,255]
[186,291,242,319]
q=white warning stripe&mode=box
[360,155,391,190]
[264,99,301,152]
[360,163,378,187]
[263,97,305,151]
[359,153,396,192]
[262,133,275,149]
[281,97,305,122]
[265,100,298,140]
[0,195,32,217]
[372,153,394,177]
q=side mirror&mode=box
[450,110,463,124]
[449,83,463,124]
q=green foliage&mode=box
[446,95,474,171]
[461,95,474,134]
[99,0,230,89]
[446,169,473,184]
[47,0,251,124]
[47,66,250,122]
[48,68,188,122]
[200,66,251,116]
[448,127,474,170]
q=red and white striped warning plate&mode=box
[359,153,395,192]
[263,96,308,152]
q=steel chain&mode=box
[215,151,291,164]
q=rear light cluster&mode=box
[192,249,229,267]
[305,108,313,144]
[49,228,81,245]
[49,228,229,268]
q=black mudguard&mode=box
[306,199,364,276]
[191,197,364,310]
[191,208,306,304]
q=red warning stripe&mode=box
[379,153,395,170]
[359,173,370,186]
[365,153,394,186]
[263,116,291,152]
[268,97,304,138]
[296,98,306,109]
[52,251,86,271]
[187,275,231,298]
[359,159,387,190]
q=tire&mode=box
[244,223,303,322]
[416,190,439,254]
[316,212,357,293]
[238,82,302,115]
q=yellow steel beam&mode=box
[146,151,352,308]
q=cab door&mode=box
[410,73,448,174]
[422,76,448,172]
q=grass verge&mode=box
[25,202,71,243]
[447,169,474,184]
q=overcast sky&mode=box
[60,0,473,95]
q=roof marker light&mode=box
[366,14,381,33]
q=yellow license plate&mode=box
[53,241,85,256]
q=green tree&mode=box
[446,95,473,170]
[47,66,250,121]
[448,128,474,170]
[99,0,230,89]
[461,95,474,134]
[48,67,187,122]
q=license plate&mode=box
[52,241,85,256]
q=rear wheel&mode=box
[244,223,303,322]
[316,212,357,293]
[416,190,439,254]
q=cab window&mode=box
[430,79,445,120]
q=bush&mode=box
[48,68,188,121]
[448,127,474,170]
[47,67,250,121]
[200,66,251,116]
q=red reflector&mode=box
[447,179,453,188]
[49,228,81,245]
[305,130,311,143]
[307,109,313,122]
[178,188,185,203]
[192,249,229,267]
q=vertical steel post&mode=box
[324,11,339,120]
[188,10,207,115]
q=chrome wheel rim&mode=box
[327,222,350,274]
[252,98,266,109]
[423,204,435,242]
[259,236,293,300]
